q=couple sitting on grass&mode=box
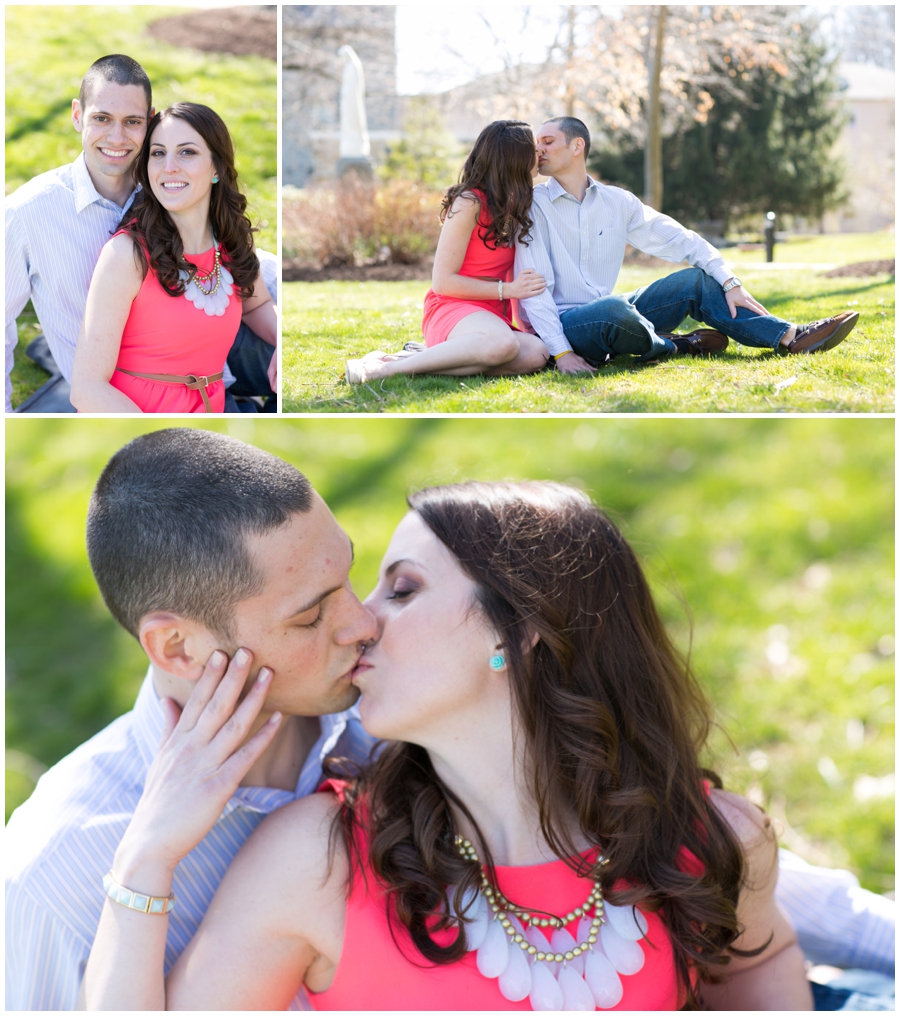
[5,54,277,413]
[346,118,859,386]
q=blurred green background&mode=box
[5,5,276,248]
[6,417,894,893]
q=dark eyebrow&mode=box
[282,583,344,622]
[384,557,422,578]
[282,535,355,621]
[93,110,147,121]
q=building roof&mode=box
[838,62,895,101]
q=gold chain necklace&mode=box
[185,244,221,296]
[455,835,606,964]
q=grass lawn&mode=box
[6,417,893,893]
[6,5,276,407]
[283,232,894,414]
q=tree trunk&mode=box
[644,6,667,209]
[564,5,576,117]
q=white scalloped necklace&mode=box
[179,240,234,317]
[451,836,648,1011]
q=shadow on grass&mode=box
[5,486,144,775]
[5,99,73,145]
[315,417,446,511]
[758,277,894,310]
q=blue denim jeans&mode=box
[559,268,792,363]
[224,322,276,412]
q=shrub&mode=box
[282,177,376,267]
[374,180,442,264]
[283,177,443,269]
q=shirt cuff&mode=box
[540,333,574,359]
[709,263,736,287]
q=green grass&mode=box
[724,230,895,266]
[6,417,894,893]
[6,5,276,408]
[5,6,276,247]
[283,233,894,414]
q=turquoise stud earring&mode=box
[212,176,219,183]
[489,654,505,671]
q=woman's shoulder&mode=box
[708,788,777,874]
[447,189,485,217]
[105,230,138,254]
[96,231,145,284]
[709,788,773,840]
[259,788,342,845]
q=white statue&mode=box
[338,44,371,159]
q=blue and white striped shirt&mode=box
[776,848,895,976]
[5,670,376,1011]
[5,153,139,410]
[514,176,734,357]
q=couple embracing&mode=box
[346,118,859,385]
[5,55,276,414]
[10,428,892,1012]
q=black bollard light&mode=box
[765,211,776,263]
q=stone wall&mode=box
[283,5,399,186]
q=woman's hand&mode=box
[505,268,546,300]
[83,649,283,1011]
[113,648,282,885]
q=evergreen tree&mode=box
[379,96,463,189]
[589,13,848,231]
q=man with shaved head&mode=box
[5,55,153,410]
[5,428,376,1009]
[515,116,859,375]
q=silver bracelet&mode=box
[103,871,175,915]
[498,280,503,301]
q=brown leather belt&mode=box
[116,369,224,413]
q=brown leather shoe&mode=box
[782,311,859,354]
[660,329,729,356]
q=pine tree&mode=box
[589,12,848,230]
[379,96,463,189]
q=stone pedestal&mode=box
[336,156,374,179]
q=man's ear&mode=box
[139,612,215,682]
[72,99,84,133]
[149,105,156,120]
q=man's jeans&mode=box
[559,268,792,363]
[224,323,276,413]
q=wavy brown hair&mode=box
[334,480,753,1007]
[440,120,535,248]
[116,103,258,299]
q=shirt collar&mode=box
[130,668,355,817]
[72,151,139,215]
[545,174,602,202]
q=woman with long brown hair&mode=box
[71,103,276,413]
[346,121,551,384]
[82,481,812,1010]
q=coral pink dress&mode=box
[422,189,520,346]
[310,810,691,1011]
[108,239,241,413]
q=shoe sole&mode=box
[345,359,365,384]
[796,312,860,354]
